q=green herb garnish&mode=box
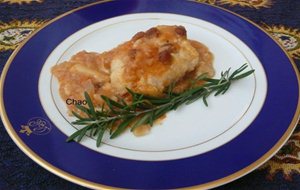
[66,64,255,147]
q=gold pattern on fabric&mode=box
[263,24,300,60]
[0,20,46,51]
[259,129,300,180]
[218,0,273,9]
[193,0,216,4]
[0,0,43,4]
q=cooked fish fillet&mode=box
[110,25,203,96]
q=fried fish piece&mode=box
[110,25,209,96]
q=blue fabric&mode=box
[0,0,300,189]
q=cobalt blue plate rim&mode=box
[0,0,299,189]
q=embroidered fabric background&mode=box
[0,0,299,189]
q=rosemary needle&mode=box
[66,63,255,147]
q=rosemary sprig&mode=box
[66,64,254,147]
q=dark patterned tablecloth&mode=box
[0,0,300,189]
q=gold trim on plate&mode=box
[0,0,299,189]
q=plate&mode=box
[42,12,267,161]
[1,0,299,189]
